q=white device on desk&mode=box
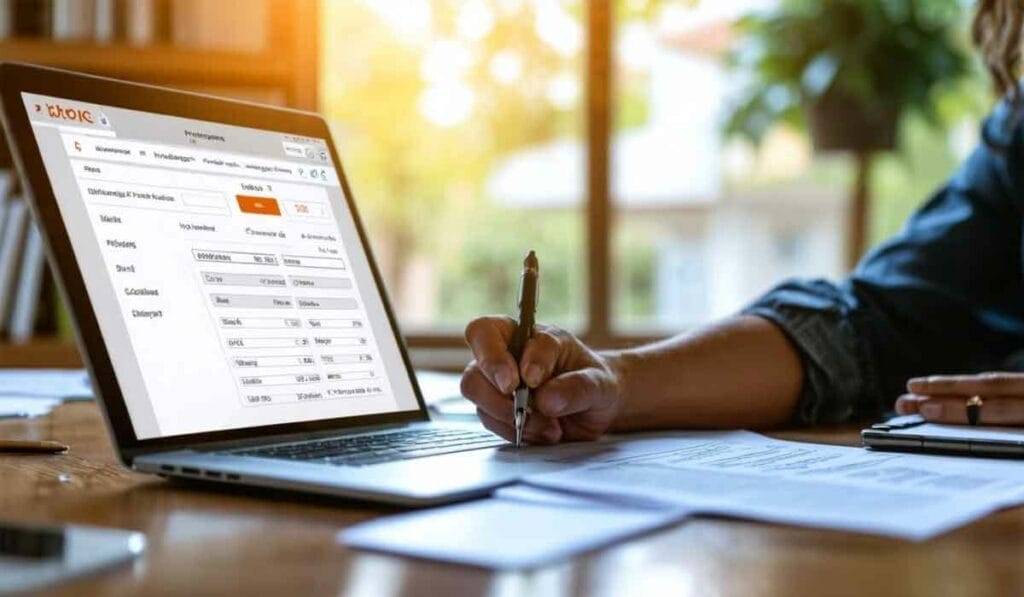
[0,63,607,506]
[862,414,1024,456]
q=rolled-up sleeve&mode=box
[744,104,1024,424]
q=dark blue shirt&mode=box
[744,101,1024,424]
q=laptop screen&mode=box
[22,93,421,439]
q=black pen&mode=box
[508,250,539,448]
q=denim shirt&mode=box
[743,101,1024,424]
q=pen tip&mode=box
[524,250,538,270]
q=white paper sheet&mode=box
[525,431,1024,540]
[416,370,477,418]
[0,369,93,401]
[340,486,689,569]
[0,396,60,419]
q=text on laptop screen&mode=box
[23,93,421,439]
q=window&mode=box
[321,0,985,355]
[321,0,585,338]
[612,2,850,333]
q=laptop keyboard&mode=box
[226,428,505,467]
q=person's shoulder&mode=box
[971,89,1024,200]
[981,90,1024,151]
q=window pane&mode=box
[321,0,585,334]
[612,1,852,333]
[612,1,984,335]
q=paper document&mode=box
[416,370,477,419]
[340,485,688,569]
[526,431,1024,540]
[0,369,93,401]
[0,397,61,419]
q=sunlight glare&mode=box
[619,21,655,70]
[490,50,524,85]
[419,82,476,127]
[533,0,582,58]
[357,0,432,43]
[458,0,495,41]
[420,38,473,83]
[546,72,579,109]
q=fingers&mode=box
[476,408,562,445]
[895,393,958,415]
[460,363,512,423]
[907,372,1024,397]
[463,364,562,443]
[896,393,1024,425]
[464,316,519,393]
[894,394,920,415]
[477,409,516,442]
[522,412,562,444]
[519,326,568,388]
[532,369,606,419]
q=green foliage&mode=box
[436,207,584,330]
[725,0,972,143]
[613,226,658,325]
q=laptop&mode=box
[0,63,597,505]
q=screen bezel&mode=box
[0,63,430,460]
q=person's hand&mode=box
[896,373,1024,425]
[460,316,624,444]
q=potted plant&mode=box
[725,0,971,267]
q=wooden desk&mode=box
[3,403,1024,596]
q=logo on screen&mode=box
[35,103,95,125]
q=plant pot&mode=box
[807,89,898,152]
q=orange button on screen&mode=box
[237,195,281,216]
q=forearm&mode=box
[607,315,803,431]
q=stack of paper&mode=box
[340,431,1024,569]
[524,431,1024,540]
[0,369,93,419]
[0,396,61,418]
[0,369,93,400]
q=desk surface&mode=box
[3,402,1024,596]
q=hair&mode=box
[973,0,1024,106]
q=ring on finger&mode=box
[965,395,983,426]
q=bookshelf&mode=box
[0,0,320,362]
[0,0,319,109]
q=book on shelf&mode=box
[91,0,115,42]
[0,165,52,342]
[8,217,45,342]
[52,0,93,41]
[124,0,170,46]
[0,195,29,336]
[0,1,10,38]
[0,0,258,48]
[11,0,51,37]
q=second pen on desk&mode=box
[507,250,539,448]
